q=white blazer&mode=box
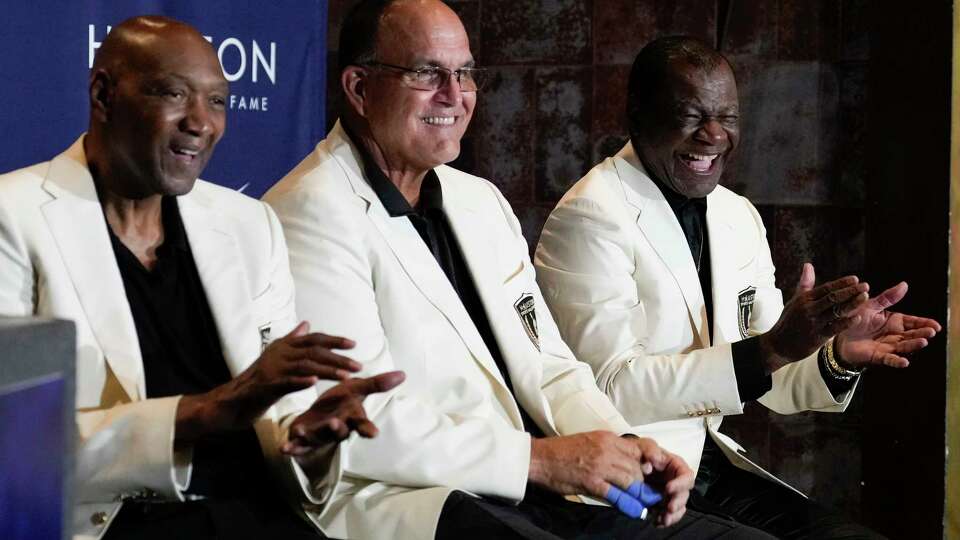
[263,122,633,540]
[0,137,336,540]
[535,142,857,493]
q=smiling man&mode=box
[0,15,405,540]
[261,4,786,540]
[535,36,940,539]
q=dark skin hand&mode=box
[758,263,868,374]
[834,281,941,369]
[528,431,694,527]
[175,321,361,442]
[282,370,406,455]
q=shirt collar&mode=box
[343,124,443,217]
[161,196,189,252]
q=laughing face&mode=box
[103,32,228,197]
[360,1,475,173]
[632,59,740,199]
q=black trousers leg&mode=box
[102,498,324,540]
[435,486,776,540]
[699,463,885,540]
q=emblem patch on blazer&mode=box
[514,293,540,351]
[737,287,757,339]
[259,325,272,352]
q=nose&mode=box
[180,96,215,136]
[434,71,464,106]
[694,118,727,146]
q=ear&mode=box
[341,66,369,118]
[89,69,113,123]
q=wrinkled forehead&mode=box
[660,59,738,107]
[117,31,225,84]
[376,2,472,66]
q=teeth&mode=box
[173,148,199,156]
[422,116,455,126]
[683,153,717,161]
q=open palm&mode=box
[836,282,941,368]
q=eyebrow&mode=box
[412,58,477,69]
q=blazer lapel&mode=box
[440,177,528,430]
[178,193,260,377]
[326,126,516,409]
[40,137,144,400]
[615,143,710,347]
[705,194,743,346]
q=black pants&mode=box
[435,484,775,540]
[692,440,885,540]
[102,497,323,540]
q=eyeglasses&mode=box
[364,62,489,92]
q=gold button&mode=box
[91,511,109,526]
[687,412,696,417]
[696,410,705,416]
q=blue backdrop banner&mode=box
[1,1,327,198]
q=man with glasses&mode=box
[264,1,778,539]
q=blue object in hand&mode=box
[605,483,650,519]
[626,481,663,507]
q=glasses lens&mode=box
[462,68,488,92]
[406,68,441,91]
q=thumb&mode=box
[284,321,310,339]
[796,263,815,294]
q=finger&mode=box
[659,491,689,528]
[831,291,869,319]
[810,283,869,315]
[305,347,362,372]
[282,321,310,340]
[893,337,929,354]
[878,353,910,368]
[352,418,380,438]
[605,485,648,519]
[339,371,406,398]
[276,376,319,394]
[902,315,943,333]
[631,437,667,470]
[898,328,937,340]
[821,314,861,337]
[809,275,860,301]
[795,263,816,294]
[292,360,351,381]
[291,332,357,350]
[865,282,907,311]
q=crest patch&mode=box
[514,293,540,350]
[737,287,756,339]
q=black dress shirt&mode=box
[652,180,772,402]
[107,196,271,499]
[349,134,544,438]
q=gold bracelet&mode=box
[825,338,862,380]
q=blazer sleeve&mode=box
[0,184,190,502]
[265,183,532,503]
[535,194,744,425]
[487,184,632,436]
[741,199,857,414]
[251,201,343,507]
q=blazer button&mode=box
[696,410,705,416]
[91,511,109,526]
[686,412,696,417]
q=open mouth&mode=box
[422,116,456,126]
[170,145,201,162]
[678,152,720,174]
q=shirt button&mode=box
[91,511,109,526]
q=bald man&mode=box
[0,15,402,540]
